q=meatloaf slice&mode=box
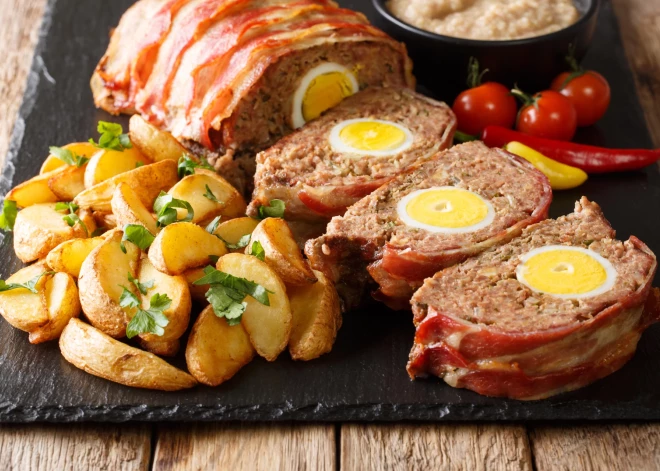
[247,86,456,233]
[408,197,659,400]
[305,141,552,308]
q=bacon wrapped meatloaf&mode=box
[408,198,659,400]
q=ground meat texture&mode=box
[248,87,456,228]
[305,141,552,308]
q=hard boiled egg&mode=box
[516,245,617,299]
[329,118,414,157]
[396,187,495,233]
[291,63,359,129]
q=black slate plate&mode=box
[1,0,659,423]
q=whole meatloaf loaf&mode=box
[247,87,456,234]
[305,141,553,309]
[408,197,659,400]
[91,0,414,190]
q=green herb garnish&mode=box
[119,285,171,339]
[203,185,221,203]
[0,200,18,231]
[257,199,285,219]
[55,202,88,237]
[153,191,194,227]
[248,240,265,261]
[205,216,222,235]
[0,271,53,293]
[120,224,155,253]
[177,154,214,178]
[89,121,132,151]
[49,146,89,167]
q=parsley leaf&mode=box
[208,254,221,265]
[128,272,154,295]
[153,191,194,227]
[89,121,132,151]
[177,154,214,178]
[49,146,89,167]
[205,285,246,325]
[120,224,155,253]
[119,285,140,309]
[257,199,285,219]
[205,215,222,234]
[125,293,171,339]
[0,271,53,294]
[203,184,220,203]
[218,233,251,250]
[249,240,265,261]
[56,202,88,237]
[0,200,18,231]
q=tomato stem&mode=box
[510,87,536,108]
[559,44,586,90]
[466,57,489,89]
[454,130,478,143]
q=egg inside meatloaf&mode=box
[305,141,552,309]
[408,197,658,400]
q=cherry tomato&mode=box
[551,71,611,127]
[515,90,577,141]
[452,82,518,136]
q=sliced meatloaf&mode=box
[247,87,456,234]
[305,141,552,308]
[408,197,659,400]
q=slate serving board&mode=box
[1,0,659,423]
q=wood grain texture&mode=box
[530,424,660,471]
[152,423,335,471]
[0,424,151,471]
[612,0,660,147]
[0,0,48,167]
[340,424,532,471]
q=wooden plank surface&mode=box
[341,424,532,471]
[0,424,151,471]
[152,423,335,471]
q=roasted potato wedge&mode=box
[129,115,189,162]
[40,142,98,174]
[148,222,228,275]
[5,169,61,208]
[60,319,197,391]
[288,270,342,361]
[186,305,255,386]
[0,261,51,331]
[248,218,317,286]
[78,229,140,338]
[93,211,117,230]
[74,159,178,212]
[216,253,292,361]
[28,272,81,344]
[168,169,246,224]
[138,338,181,357]
[48,164,87,200]
[84,147,150,188]
[135,256,191,343]
[46,237,105,278]
[212,216,259,252]
[183,267,209,303]
[111,182,159,234]
[13,203,96,263]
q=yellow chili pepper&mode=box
[504,141,588,190]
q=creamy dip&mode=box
[386,0,580,41]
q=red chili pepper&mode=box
[481,126,660,173]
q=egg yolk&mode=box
[302,72,355,123]
[405,188,490,229]
[518,249,608,296]
[338,121,407,152]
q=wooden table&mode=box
[1,1,660,469]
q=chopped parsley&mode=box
[120,224,155,253]
[248,240,265,261]
[127,272,154,295]
[0,200,17,231]
[55,202,88,237]
[205,216,222,234]
[153,191,194,227]
[177,154,214,178]
[220,233,251,250]
[0,271,53,293]
[119,284,171,339]
[89,121,132,151]
[257,199,285,219]
[49,146,89,167]
[203,184,220,203]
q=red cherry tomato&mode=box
[551,71,611,127]
[452,82,518,136]
[515,90,578,141]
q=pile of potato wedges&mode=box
[0,115,342,391]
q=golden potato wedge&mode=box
[84,147,150,188]
[28,272,81,344]
[183,267,209,303]
[59,319,197,391]
[5,169,61,208]
[148,222,227,275]
[138,338,180,357]
[212,217,259,252]
[48,164,86,200]
[185,305,255,386]
[13,203,95,263]
[74,159,178,212]
[288,270,342,361]
[40,142,98,174]
[111,182,159,234]
[0,261,51,331]
[216,253,292,361]
[135,256,191,343]
[168,169,246,225]
[46,237,105,278]
[93,211,117,230]
[248,218,317,286]
[129,115,188,162]
[78,229,140,338]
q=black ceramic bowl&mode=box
[372,0,600,101]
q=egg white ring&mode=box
[396,186,496,234]
[291,62,359,129]
[516,245,618,299]
[328,118,415,157]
